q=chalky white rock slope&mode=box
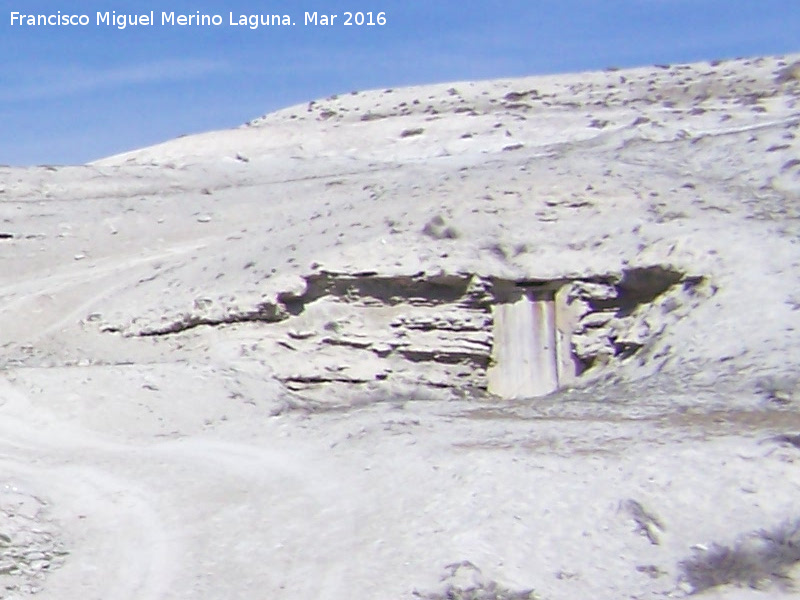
[0,54,799,600]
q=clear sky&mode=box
[1,0,799,166]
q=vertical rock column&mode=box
[555,284,580,386]
[487,291,559,398]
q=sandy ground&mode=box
[1,54,800,599]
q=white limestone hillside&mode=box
[83,53,800,402]
[0,54,799,600]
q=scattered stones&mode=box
[0,482,67,596]
[415,561,540,600]
[775,60,800,84]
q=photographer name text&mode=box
[9,10,387,30]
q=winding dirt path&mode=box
[0,379,372,600]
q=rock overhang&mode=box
[98,266,710,401]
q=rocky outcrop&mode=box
[103,266,709,400]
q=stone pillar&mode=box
[487,292,559,399]
[555,284,581,385]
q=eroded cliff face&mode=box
[107,266,709,400]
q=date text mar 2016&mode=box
[305,12,386,26]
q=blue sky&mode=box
[1,0,798,165]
